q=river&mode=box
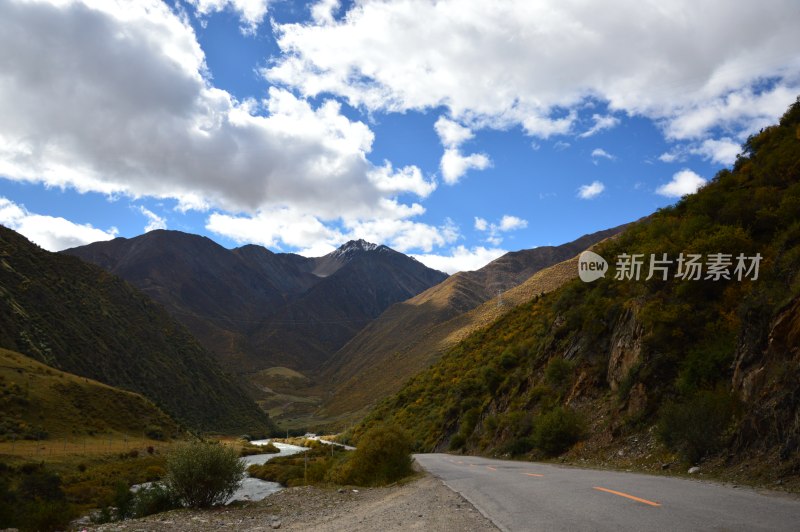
[227,440,307,504]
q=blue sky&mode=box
[1,0,798,273]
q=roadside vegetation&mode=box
[352,98,800,486]
[249,424,415,488]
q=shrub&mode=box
[111,481,135,519]
[144,465,166,481]
[657,388,736,463]
[165,441,245,508]
[146,426,166,441]
[531,407,585,456]
[448,433,466,451]
[544,358,575,390]
[131,483,181,517]
[501,436,534,456]
[330,423,414,486]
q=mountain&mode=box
[353,98,800,485]
[0,226,274,435]
[250,240,450,370]
[63,230,293,372]
[65,234,448,372]
[0,347,180,440]
[319,225,627,420]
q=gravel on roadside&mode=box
[82,473,499,531]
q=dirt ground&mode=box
[81,474,499,531]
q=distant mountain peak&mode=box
[332,239,386,256]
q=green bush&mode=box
[532,407,585,456]
[448,433,466,451]
[131,483,181,517]
[544,358,574,390]
[0,463,75,531]
[657,388,736,463]
[165,441,245,508]
[248,444,344,486]
[501,436,534,456]
[330,423,414,486]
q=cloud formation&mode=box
[187,0,271,34]
[268,0,800,144]
[591,148,616,163]
[0,0,445,256]
[434,117,490,184]
[139,206,167,232]
[412,245,506,274]
[578,181,605,199]
[474,214,528,245]
[580,114,620,138]
[656,169,707,197]
[0,197,117,251]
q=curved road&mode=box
[414,453,800,531]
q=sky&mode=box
[1,0,798,273]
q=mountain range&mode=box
[64,224,625,428]
[0,226,274,435]
[352,98,800,485]
[318,224,628,421]
[65,234,448,373]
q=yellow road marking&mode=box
[523,473,544,477]
[593,486,661,507]
[486,466,496,471]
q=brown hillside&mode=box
[0,348,179,440]
[319,226,626,420]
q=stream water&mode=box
[131,440,307,505]
[227,440,307,504]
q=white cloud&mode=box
[474,214,528,245]
[435,117,491,184]
[187,0,271,34]
[656,169,707,197]
[268,0,800,143]
[412,245,506,274]
[368,162,436,198]
[553,141,571,151]
[580,114,620,138]
[434,117,474,148]
[591,148,616,162]
[207,208,459,255]
[578,181,605,199]
[139,206,167,232]
[658,150,683,163]
[0,0,437,254]
[0,197,117,251]
[499,215,527,232]
[311,0,341,25]
[665,85,797,140]
[440,149,491,185]
[343,217,459,253]
[691,138,742,166]
[207,208,343,252]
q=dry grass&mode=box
[0,348,179,442]
[321,256,581,420]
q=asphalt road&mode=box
[414,453,800,531]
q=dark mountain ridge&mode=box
[65,232,448,372]
[0,226,274,435]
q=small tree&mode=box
[331,423,414,486]
[657,388,735,463]
[532,406,585,456]
[165,441,245,508]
